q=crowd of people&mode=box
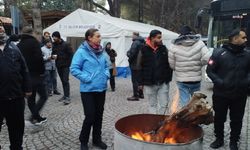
[0,24,249,150]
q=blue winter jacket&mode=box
[70,41,110,92]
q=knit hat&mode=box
[179,25,193,35]
[149,30,162,38]
[52,31,61,39]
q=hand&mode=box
[25,92,32,97]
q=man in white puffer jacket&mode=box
[168,25,212,107]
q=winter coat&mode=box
[41,46,56,70]
[138,41,173,86]
[18,34,45,77]
[206,44,250,98]
[70,41,110,92]
[0,42,32,100]
[127,36,145,70]
[52,40,73,68]
[168,35,211,82]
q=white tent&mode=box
[44,9,178,77]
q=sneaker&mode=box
[54,90,61,95]
[63,97,71,105]
[80,143,89,150]
[34,117,47,125]
[58,96,66,102]
[229,141,238,150]
[127,96,139,101]
[93,141,107,149]
[210,138,224,149]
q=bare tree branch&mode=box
[88,0,112,15]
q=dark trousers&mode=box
[0,98,25,150]
[28,76,48,119]
[131,69,143,97]
[213,95,247,141]
[57,67,70,98]
[79,92,106,144]
[45,69,58,93]
[109,69,115,90]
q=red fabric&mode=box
[146,37,158,52]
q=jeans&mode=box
[144,83,170,114]
[45,69,58,93]
[109,69,115,90]
[213,95,247,141]
[176,82,201,107]
[0,98,25,150]
[57,67,70,98]
[28,76,48,119]
[80,92,106,144]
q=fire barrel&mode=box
[114,114,204,150]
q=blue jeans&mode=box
[177,82,201,107]
[45,70,58,93]
[144,83,170,114]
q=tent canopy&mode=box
[44,9,178,77]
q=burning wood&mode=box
[131,92,214,144]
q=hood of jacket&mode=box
[133,36,145,43]
[173,34,201,46]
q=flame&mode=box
[130,88,184,144]
[164,137,177,144]
[170,89,180,115]
[131,132,151,142]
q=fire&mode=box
[164,137,177,144]
[131,88,182,144]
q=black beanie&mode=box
[179,25,192,35]
[149,30,162,38]
[52,31,61,39]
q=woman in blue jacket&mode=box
[70,29,110,150]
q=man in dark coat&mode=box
[137,30,173,114]
[52,31,73,105]
[207,29,250,150]
[0,26,32,150]
[18,26,48,125]
[127,32,145,101]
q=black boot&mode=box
[210,138,224,149]
[93,140,107,149]
[229,141,238,150]
[80,143,89,150]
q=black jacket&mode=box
[106,48,117,63]
[206,44,250,98]
[127,36,145,70]
[52,40,73,68]
[18,34,45,76]
[138,44,173,86]
[0,42,32,100]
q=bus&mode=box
[204,0,250,82]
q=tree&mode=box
[90,0,121,17]
[31,0,42,37]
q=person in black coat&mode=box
[18,26,48,125]
[137,30,173,114]
[207,29,250,150]
[127,32,145,101]
[0,26,32,150]
[52,31,73,105]
[104,42,117,91]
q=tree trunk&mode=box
[31,0,42,38]
[113,0,120,17]
[3,0,17,17]
[159,0,166,27]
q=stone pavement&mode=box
[0,77,249,150]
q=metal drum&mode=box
[114,114,203,150]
